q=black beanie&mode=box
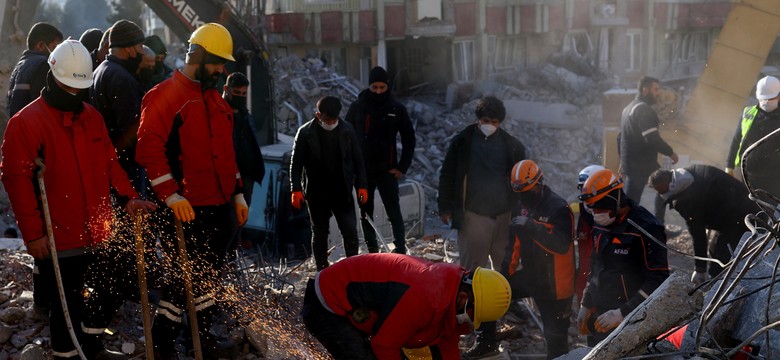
[145,35,167,56]
[109,20,144,48]
[369,66,388,85]
[79,28,103,52]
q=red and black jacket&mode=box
[502,185,575,301]
[1,98,138,250]
[137,70,241,206]
[315,254,470,359]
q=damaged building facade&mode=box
[262,0,741,89]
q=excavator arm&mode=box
[142,0,276,145]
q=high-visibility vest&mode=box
[735,106,759,167]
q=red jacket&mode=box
[315,254,470,359]
[136,71,240,206]
[1,98,138,250]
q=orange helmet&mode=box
[578,169,623,205]
[510,160,542,192]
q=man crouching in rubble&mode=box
[576,169,669,346]
[301,253,511,359]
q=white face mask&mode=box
[759,98,779,113]
[479,124,497,137]
[456,297,473,325]
[320,119,338,131]
[593,212,616,226]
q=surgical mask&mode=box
[593,212,616,226]
[456,298,472,325]
[320,119,338,131]
[759,98,779,113]
[479,124,497,137]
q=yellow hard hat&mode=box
[472,267,511,329]
[189,23,235,62]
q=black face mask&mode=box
[196,64,223,91]
[138,68,154,84]
[154,61,164,73]
[126,52,144,73]
[42,72,85,113]
[368,89,390,105]
[226,95,247,110]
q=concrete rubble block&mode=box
[19,344,45,360]
[0,307,25,324]
[0,324,11,344]
[0,293,8,305]
[584,271,703,360]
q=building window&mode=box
[681,31,710,62]
[491,37,522,71]
[626,31,641,72]
[453,40,475,81]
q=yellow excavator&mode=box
[665,0,780,168]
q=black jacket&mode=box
[7,50,49,117]
[345,90,415,174]
[503,185,575,301]
[233,109,265,193]
[663,164,758,271]
[90,55,145,170]
[290,119,367,201]
[582,199,669,316]
[437,124,526,229]
[619,96,674,173]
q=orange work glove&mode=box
[234,194,249,226]
[358,188,369,205]
[291,191,305,210]
[166,193,195,222]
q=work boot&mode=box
[82,334,129,360]
[463,322,500,359]
[367,246,380,253]
[391,245,407,254]
[199,338,239,359]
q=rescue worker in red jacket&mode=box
[135,23,247,359]
[302,254,511,360]
[576,169,669,345]
[1,40,156,360]
[501,160,575,360]
[575,165,604,302]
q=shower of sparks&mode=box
[95,210,330,359]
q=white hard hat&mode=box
[48,39,93,89]
[578,164,605,186]
[756,76,780,100]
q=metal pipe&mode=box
[282,100,303,128]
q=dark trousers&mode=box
[301,279,376,360]
[37,253,90,359]
[359,172,406,250]
[708,226,743,277]
[536,297,573,359]
[623,169,666,223]
[307,193,359,269]
[152,205,232,354]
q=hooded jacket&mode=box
[345,89,415,175]
[1,97,139,250]
[315,254,470,359]
[661,164,758,272]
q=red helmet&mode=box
[510,160,542,193]
[578,169,623,205]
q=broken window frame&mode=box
[453,39,475,82]
[563,30,594,57]
[626,30,642,73]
